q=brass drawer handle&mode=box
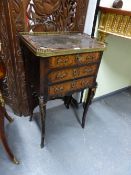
[57,57,68,65]
[84,68,93,73]
[73,69,79,77]
[56,72,67,80]
[76,54,83,62]
[71,82,77,89]
[86,55,94,60]
[81,80,89,87]
[54,87,64,93]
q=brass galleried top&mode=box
[20,32,105,57]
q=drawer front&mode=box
[49,52,100,69]
[48,64,98,83]
[48,77,95,97]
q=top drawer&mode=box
[49,52,100,69]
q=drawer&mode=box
[48,76,95,97]
[48,64,98,83]
[49,52,100,69]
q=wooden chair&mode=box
[0,60,19,164]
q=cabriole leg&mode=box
[0,106,19,164]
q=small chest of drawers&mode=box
[48,53,100,97]
[20,32,105,148]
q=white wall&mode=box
[96,0,131,97]
[84,0,131,98]
[84,0,98,35]
[95,36,131,97]
[100,0,131,10]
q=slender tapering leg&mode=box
[80,90,84,103]
[64,95,79,109]
[82,84,97,128]
[39,96,46,148]
[29,116,33,121]
[29,112,33,121]
[0,106,19,164]
[64,96,72,109]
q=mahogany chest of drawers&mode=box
[20,32,105,147]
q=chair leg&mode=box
[4,110,14,123]
[0,107,19,164]
[0,135,19,164]
[82,85,97,128]
[0,93,14,123]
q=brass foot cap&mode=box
[13,157,20,165]
[10,118,14,123]
[41,142,44,148]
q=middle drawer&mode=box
[48,64,98,84]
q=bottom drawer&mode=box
[48,76,95,97]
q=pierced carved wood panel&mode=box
[1,0,30,115]
[25,0,88,32]
[1,0,22,114]
[0,0,89,115]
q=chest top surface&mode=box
[20,32,106,57]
